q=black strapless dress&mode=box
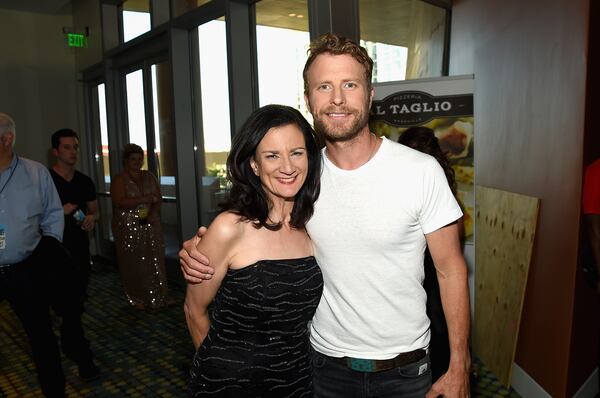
[189,256,323,397]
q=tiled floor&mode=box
[0,262,520,397]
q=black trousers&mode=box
[0,258,65,398]
[39,236,93,366]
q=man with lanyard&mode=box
[49,128,99,380]
[0,112,66,397]
[180,34,471,397]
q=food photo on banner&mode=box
[370,75,475,243]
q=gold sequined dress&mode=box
[112,171,168,308]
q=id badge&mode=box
[0,224,6,250]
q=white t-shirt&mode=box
[307,137,462,359]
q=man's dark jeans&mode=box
[311,348,431,398]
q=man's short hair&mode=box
[51,128,79,149]
[303,33,374,94]
[0,112,16,137]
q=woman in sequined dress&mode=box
[111,143,170,310]
[185,105,323,397]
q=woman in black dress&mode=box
[185,104,322,397]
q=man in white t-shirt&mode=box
[180,34,470,398]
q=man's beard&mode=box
[313,103,370,143]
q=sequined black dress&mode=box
[190,256,323,397]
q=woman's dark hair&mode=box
[398,126,456,194]
[223,104,321,230]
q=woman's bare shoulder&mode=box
[202,211,248,246]
[194,211,251,268]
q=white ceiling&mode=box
[0,0,72,15]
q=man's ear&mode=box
[2,132,14,147]
[304,93,311,114]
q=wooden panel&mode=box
[450,1,588,394]
[474,186,540,387]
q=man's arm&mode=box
[179,227,215,283]
[585,214,600,294]
[81,199,98,231]
[40,168,64,241]
[63,203,78,215]
[425,222,470,398]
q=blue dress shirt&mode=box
[0,155,63,265]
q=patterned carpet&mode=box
[0,260,520,397]
[0,260,192,397]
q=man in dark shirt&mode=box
[50,128,99,380]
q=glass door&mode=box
[88,82,113,254]
[122,60,179,260]
[150,61,178,259]
[194,19,231,226]
[124,68,150,168]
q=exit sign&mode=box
[67,33,87,48]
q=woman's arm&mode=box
[110,174,150,209]
[147,172,162,223]
[184,212,242,348]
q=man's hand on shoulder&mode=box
[427,356,471,398]
[179,227,213,284]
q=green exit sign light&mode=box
[67,33,87,48]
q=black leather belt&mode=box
[330,349,426,372]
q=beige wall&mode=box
[0,8,78,166]
[450,0,591,396]
[72,0,102,72]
